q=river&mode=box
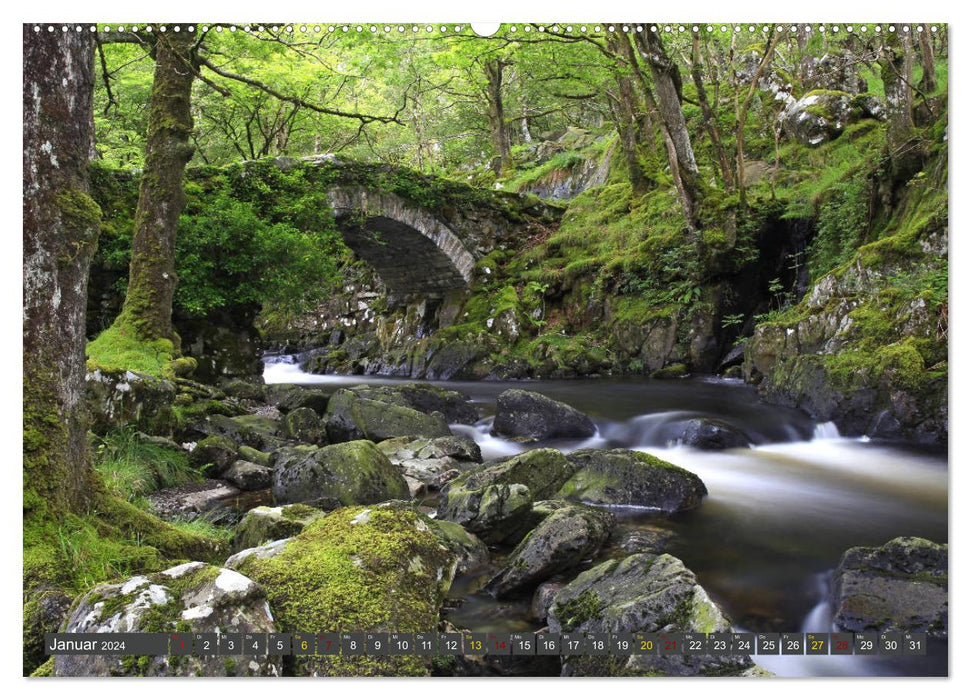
[263,358,948,676]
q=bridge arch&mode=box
[328,186,477,299]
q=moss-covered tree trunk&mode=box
[880,25,924,185]
[635,30,699,194]
[23,26,101,518]
[115,31,196,346]
[483,58,512,173]
[605,32,651,196]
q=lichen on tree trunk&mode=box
[114,30,196,347]
[23,25,101,520]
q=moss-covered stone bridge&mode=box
[92,156,563,303]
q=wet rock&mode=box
[325,387,452,443]
[493,389,596,440]
[486,502,615,598]
[54,563,279,677]
[232,504,325,551]
[437,449,577,543]
[832,536,947,638]
[272,440,410,509]
[618,524,677,555]
[224,460,273,491]
[548,553,758,676]
[188,435,238,477]
[678,418,750,450]
[531,581,566,622]
[228,504,458,676]
[559,448,707,512]
[282,406,327,445]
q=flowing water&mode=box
[263,358,948,676]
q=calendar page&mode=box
[23,10,949,683]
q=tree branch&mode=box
[197,54,406,125]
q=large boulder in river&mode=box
[54,562,279,677]
[232,504,325,551]
[227,504,459,676]
[548,553,758,677]
[437,449,576,543]
[493,389,596,440]
[558,448,707,512]
[325,387,452,443]
[678,418,750,450]
[486,501,615,598]
[272,441,409,509]
[832,536,948,638]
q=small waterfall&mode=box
[801,572,836,633]
[813,421,841,440]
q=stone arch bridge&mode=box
[269,157,563,302]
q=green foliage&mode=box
[806,177,871,280]
[176,189,342,316]
[93,429,200,503]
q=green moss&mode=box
[86,322,176,378]
[552,590,604,631]
[234,506,456,676]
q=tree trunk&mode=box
[880,25,924,184]
[115,31,196,346]
[622,32,698,230]
[692,33,734,190]
[483,58,512,173]
[635,30,699,187]
[918,25,937,94]
[23,25,101,518]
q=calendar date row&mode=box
[47,631,927,657]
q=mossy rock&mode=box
[54,562,279,676]
[232,504,326,551]
[558,449,707,512]
[272,440,410,509]
[264,383,332,414]
[493,389,596,440]
[325,388,452,443]
[237,445,271,467]
[549,553,756,676]
[85,369,177,437]
[437,448,576,543]
[201,414,283,451]
[832,537,948,638]
[485,502,615,598]
[228,504,459,676]
[283,406,327,445]
[23,588,72,674]
[188,434,238,477]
